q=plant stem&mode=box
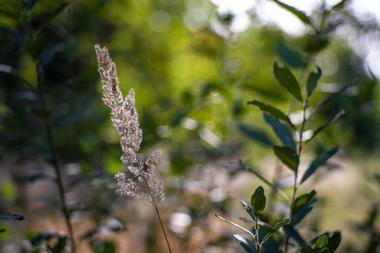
[215,214,256,240]
[37,66,77,253]
[284,98,309,253]
[254,215,261,253]
[144,178,173,253]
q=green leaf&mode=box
[292,190,317,225]
[238,124,274,146]
[273,146,299,172]
[251,186,266,213]
[301,148,339,183]
[233,234,257,253]
[273,62,303,102]
[300,246,314,253]
[304,35,329,53]
[307,66,322,97]
[276,42,306,69]
[272,0,312,26]
[332,0,347,10]
[263,219,290,242]
[292,190,316,214]
[264,113,296,151]
[247,100,295,129]
[283,225,308,248]
[327,232,341,252]
[314,235,329,249]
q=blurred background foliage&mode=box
[0,0,380,252]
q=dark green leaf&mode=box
[234,234,257,253]
[0,228,5,233]
[283,225,307,248]
[273,146,299,172]
[276,42,306,68]
[271,0,312,26]
[273,62,303,102]
[300,246,314,253]
[263,219,290,242]
[304,35,329,53]
[247,100,295,129]
[307,66,322,97]
[301,148,339,183]
[0,214,25,221]
[314,235,329,249]
[251,186,266,213]
[327,232,341,252]
[264,113,296,150]
[238,123,274,146]
[292,191,317,225]
[332,0,347,10]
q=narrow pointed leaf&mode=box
[301,148,339,183]
[251,186,266,213]
[273,62,303,102]
[276,42,306,68]
[240,200,256,221]
[273,146,299,172]
[272,0,312,26]
[233,234,257,253]
[307,66,322,97]
[283,225,308,248]
[263,219,290,242]
[264,113,296,150]
[327,231,341,252]
[238,123,274,146]
[248,100,295,129]
[292,190,316,225]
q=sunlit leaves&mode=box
[251,186,266,213]
[273,62,303,102]
[273,146,299,172]
[301,148,339,184]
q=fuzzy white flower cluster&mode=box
[94,45,165,203]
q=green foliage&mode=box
[251,186,266,213]
[273,62,303,102]
[301,148,339,184]
[273,146,299,172]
